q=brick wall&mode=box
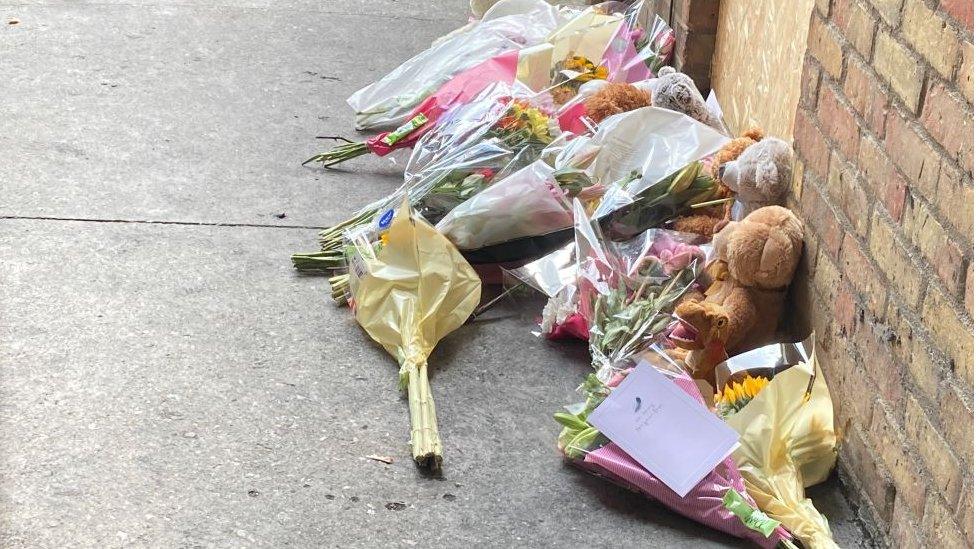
[790,0,974,546]
[645,0,720,90]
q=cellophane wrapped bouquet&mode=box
[341,199,481,470]
[293,81,562,279]
[715,336,840,548]
[554,356,796,548]
[570,200,702,377]
[346,0,560,131]
[433,103,729,263]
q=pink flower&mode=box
[650,235,705,275]
[606,367,635,387]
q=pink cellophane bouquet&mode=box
[555,361,795,547]
[509,200,706,346]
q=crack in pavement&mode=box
[0,215,328,230]
[0,3,462,23]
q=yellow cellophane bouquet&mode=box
[722,340,839,549]
[349,199,481,470]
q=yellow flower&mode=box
[715,374,770,416]
[379,232,390,247]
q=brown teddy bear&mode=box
[671,128,765,237]
[669,205,803,385]
[584,82,652,123]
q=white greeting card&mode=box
[587,362,740,497]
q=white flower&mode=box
[540,288,578,334]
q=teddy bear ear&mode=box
[658,66,676,76]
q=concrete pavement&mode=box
[1,2,872,547]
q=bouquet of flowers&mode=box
[500,189,713,343]
[571,200,703,377]
[552,7,674,130]
[718,336,840,548]
[293,82,563,277]
[433,105,729,266]
[304,50,522,168]
[554,356,796,547]
[346,0,560,131]
[629,13,676,76]
[544,2,631,104]
[342,199,481,470]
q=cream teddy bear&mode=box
[720,137,793,219]
[652,67,723,131]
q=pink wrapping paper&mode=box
[366,50,520,156]
[577,375,792,548]
[557,102,590,135]
[604,25,652,84]
[545,313,590,341]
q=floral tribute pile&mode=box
[293,2,842,547]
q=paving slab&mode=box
[0,219,871,547]
[0,3,463,228]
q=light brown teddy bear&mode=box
[669,205,803,385]
[584,82,652,123]
[671,128,765,237]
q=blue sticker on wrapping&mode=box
[378,209,395,230]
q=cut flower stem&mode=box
[403,357,443,470]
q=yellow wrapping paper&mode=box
[724,346,839,549]
[547,9,623,69]
[351,200,482,469]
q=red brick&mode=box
[922,492,969,547]
[885,110,942,197]
[827,153,871,236]
[874,30,925,111]
[933,163,974,236]
[921,82,975,174]
[902,195,969,292]
[858,136,908,220]
[938,383,974,465]
[941,0,975,31]
[818,85,861,160]
[794,110,831,180]
[844,56,889,138]
[801,183,845,258]
[905,395,964,504]
[808,15,845,80]
[834,284,858,334]
[855,318,907,413]
[842,427,896,523]
[840,233,887,316]
[789,157,804,203]
[832,0,877,57]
